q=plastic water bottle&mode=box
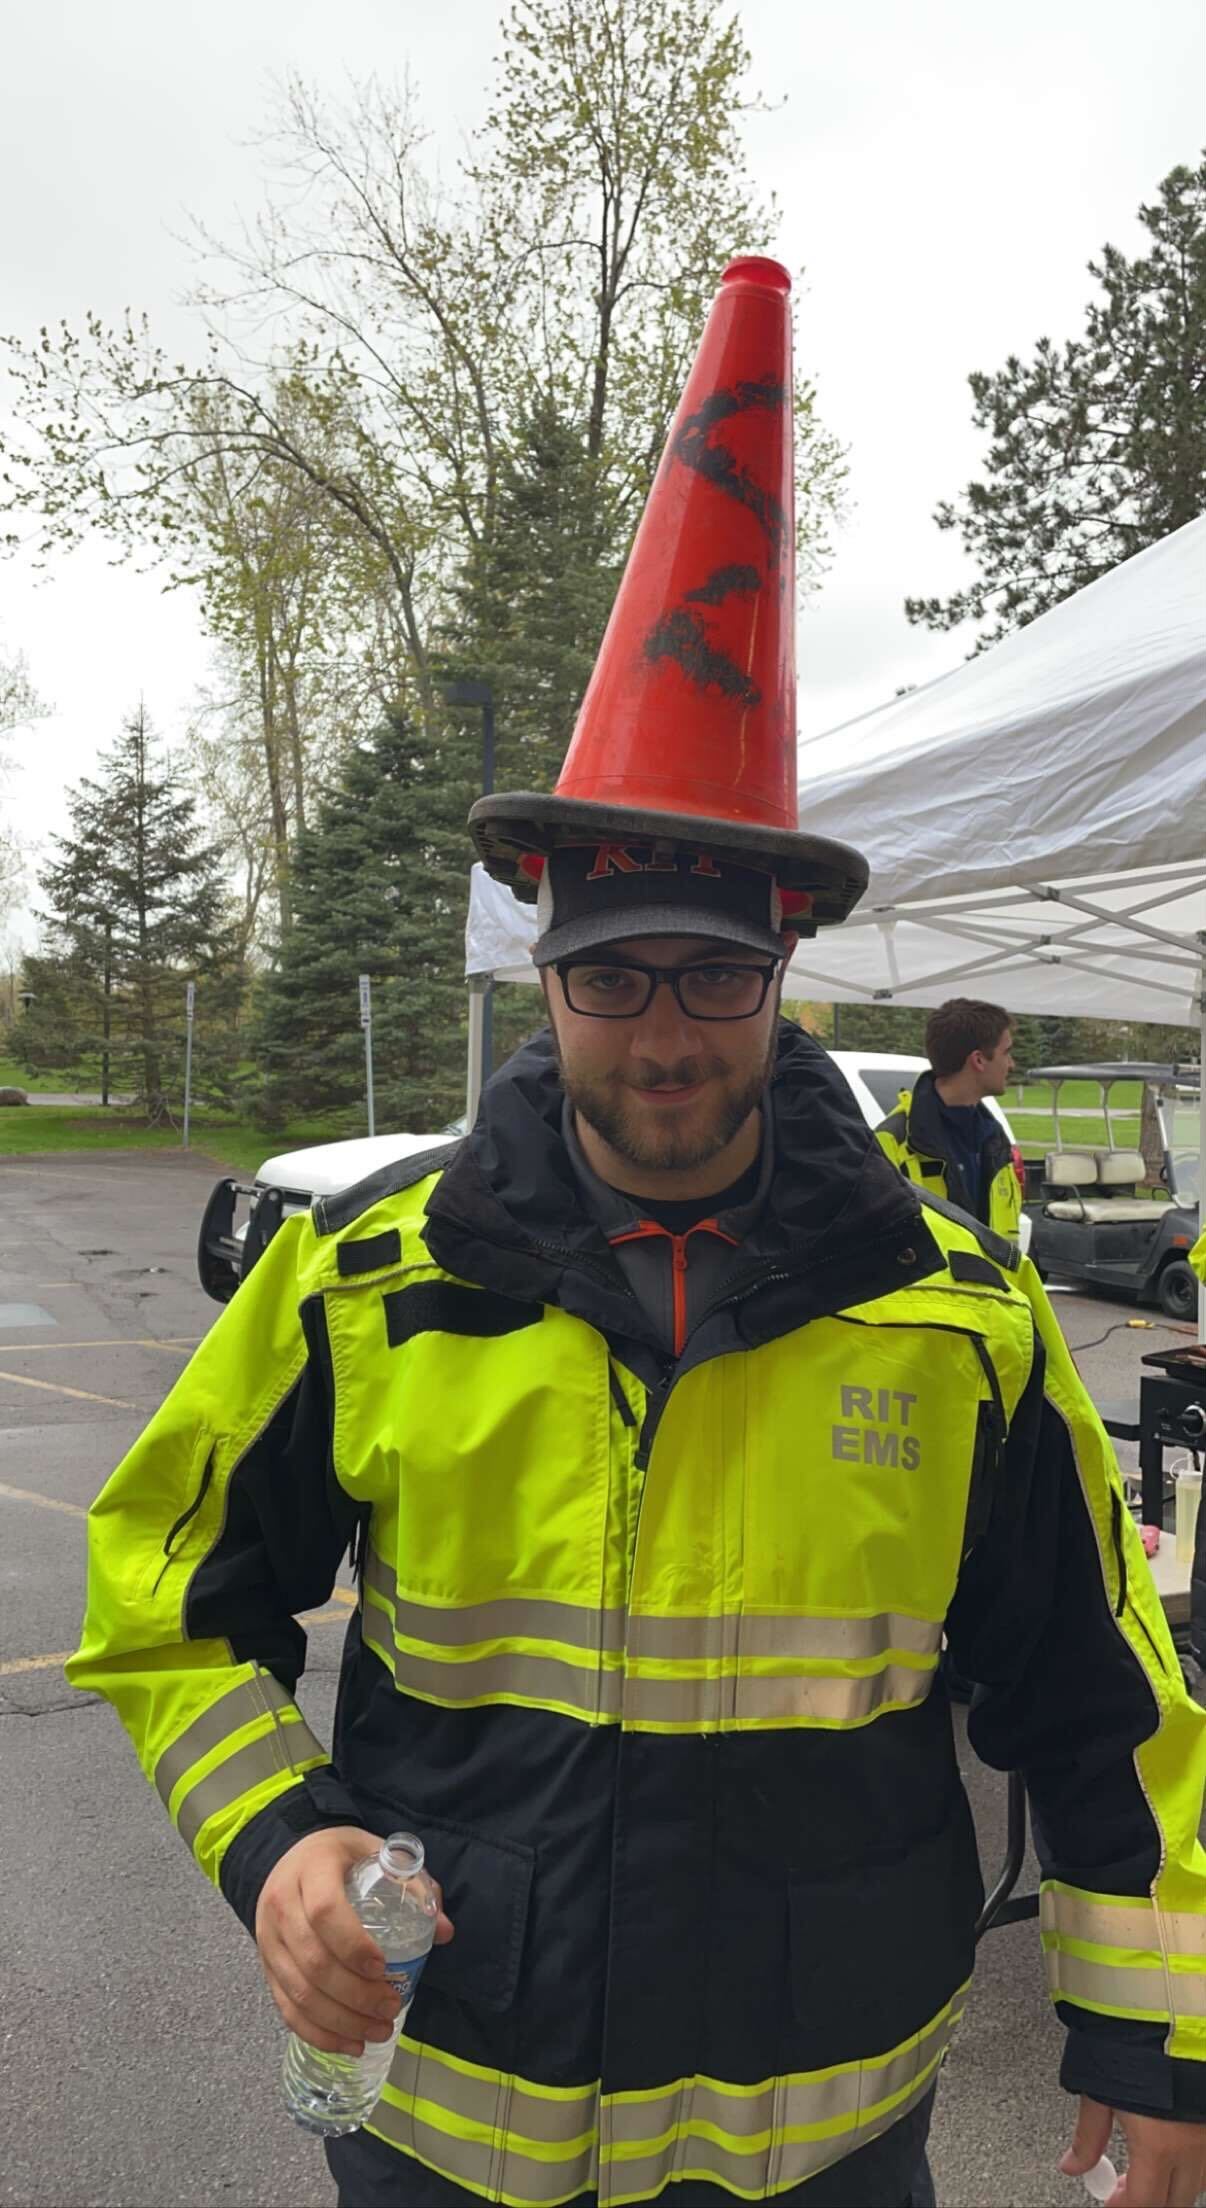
[281,1831,438,2137]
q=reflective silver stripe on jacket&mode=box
[1041,1884,1206,1963]
[1045,1947,1206,2020]
[369,1992,966,2205]
[153,1669,324,1848]
[153,1670,295,1805]
[362,1545,940,1730]
[373,2042,598,2203]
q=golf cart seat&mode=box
[1045,1149,1156,1223]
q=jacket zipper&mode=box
[634,1368,674,1472]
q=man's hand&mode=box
[255,1825,455,2055]
[1060,2093,1206,2206]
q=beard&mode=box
[555,1038,775,1174]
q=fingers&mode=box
[1114,2108,1206,2208]
[260,1910,403,2052]
[1060,2097,1115,2178]
[296,1849,392,1982]
[432,1883,455,1947]
[254,1827,452,2056]
[255,1826,400,2053]
[1112,2147,1171,2207]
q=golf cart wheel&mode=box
[1157,1259,1197,1321]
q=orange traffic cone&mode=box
[470,256,866,959]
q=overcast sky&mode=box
[1,0,1202,948]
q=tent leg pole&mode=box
[1198,956,1205,1344]
[467,980,486,1127]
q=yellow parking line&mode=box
[0,1369,136,1409]
[0,1650,75,1676]
[0,1338,200,1353]
[0,1480,88,1518]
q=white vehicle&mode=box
[197,1050,1027,1303]
[198,1126,463,1302]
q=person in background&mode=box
[876,998,1024,1240]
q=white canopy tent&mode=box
[464,515,1206,1195]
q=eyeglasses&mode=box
[555,955,782,1022]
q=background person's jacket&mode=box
[876,1069,1023,1241]
[68,1025,1206,2206]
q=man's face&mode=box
[973,1027,1015,1097]
[544,933,786,1176]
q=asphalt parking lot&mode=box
[0,1148,1199,2208]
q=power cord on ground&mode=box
[1067,1317,1199,1355]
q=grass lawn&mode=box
[0,1106,342,1175]
[1011,1115,1140,1152]
[0,1054,96,1094]
[1013,1079,1142,1110]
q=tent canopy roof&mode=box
[796,515,1206,910]
[466,517,1206,1026]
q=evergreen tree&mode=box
[21,704,242,1117]
[442,392,620,800]
[906,155,1206,649]
[253,713,477,1131]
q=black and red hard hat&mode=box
[468,255,868,965]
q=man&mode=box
[876,999,1024,1241]
[69,259,1206,2208]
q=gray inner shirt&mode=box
[562,1095,773,1356]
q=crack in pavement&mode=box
[0,1694,104,1718]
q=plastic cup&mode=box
[1175,1468,1202,1565]
[1081,2152,1118,2202]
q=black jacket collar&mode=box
[422,1022,942,1352]
[907,1069,1010,1176]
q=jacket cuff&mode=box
[1060,2020,1206,2122]
[218,1765,368,1936]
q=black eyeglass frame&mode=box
[553,953,784,1022]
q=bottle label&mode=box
[383,1951,431,2008]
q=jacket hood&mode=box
[422,1022,938,1346]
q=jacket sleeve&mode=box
[67,1213,369,1936]
[945,1258,1206,2123]
[874,1105,909,1175]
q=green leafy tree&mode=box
[254,714,476,1131]
[1,0,846,733]
[0,645,47,926]
[906,156,1206,649]
[21,704,242,1117]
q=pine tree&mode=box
[906,155,1206,648]
[442,392,621,800]
[22,704,242,1118]
[253,713,477,1131]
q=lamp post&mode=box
[442,678,496,1082]
[93,910,114,1106]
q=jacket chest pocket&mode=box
[331,1293,643,1723]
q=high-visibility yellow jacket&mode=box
[1190,1228,1206,1283]
[69,1027,1206,2207]
[876,1071,1023,1243]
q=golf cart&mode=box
[1025,1063,1201,1318]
